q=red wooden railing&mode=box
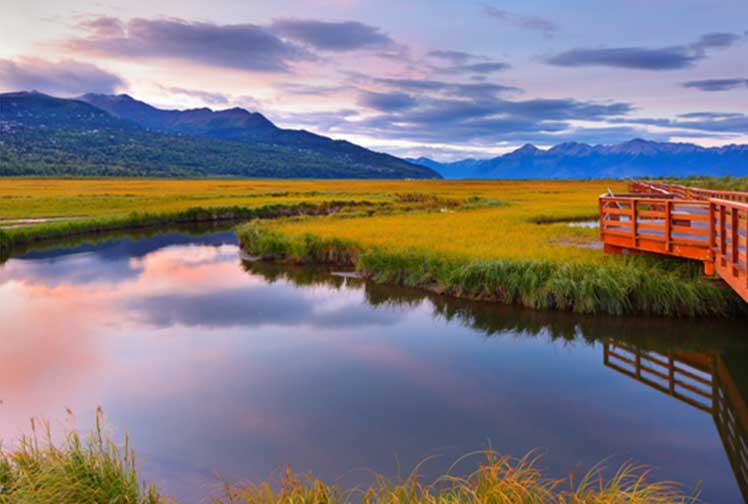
[600,181,748,303]
[630,181,748,204]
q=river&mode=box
[0,229,745,503]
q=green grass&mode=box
[0,417,698,504]
[238,221,744,318]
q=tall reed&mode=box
[0,410,163,504]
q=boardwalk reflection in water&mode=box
[604,340,748,502]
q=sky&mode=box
[1,0,747,160]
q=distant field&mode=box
[274,179,627,264]
[0,178,624,263]
[0,178,388,219]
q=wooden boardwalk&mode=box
[600,181,748,303]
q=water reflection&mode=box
[604,340,748,502]
[0,230,746,504]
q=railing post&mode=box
[668,355,675,394]
[721,205,727,261]
[744,209,748,287]
[665,200,672,253]
[708,201,716,250]
[631,198,638,247]
[732,207,739,275]
[706,201,716,276]
[635,351,641,379]
[738,209,748,288]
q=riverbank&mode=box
[0,200,375,260]
[237,221,743,317]
[0,415,698,504]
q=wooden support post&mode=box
[705,261,715,276]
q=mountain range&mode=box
[408,140,748,179]
[0,91,439,179]
[1,90,747,180]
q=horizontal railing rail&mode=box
[630,181,748,204]
[599,195,712,261]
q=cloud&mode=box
[483,5,558,35]
[160,86,231,105]
[546,47,699,70]
[426,50,475,65]
[361,75,519,97]
[546,32,743,70]
[369,77,452,92]
[691,32,742,50]
[451,82,521,97]
[66,17,314,72]
[441,62,511,74]
[0,57,125,95]
[275,82,347,95]
[272,67,633,148]
[425,50,510,75]
[132,286,403,330]
[682,78,748,92]
[307,91,633,145]
[358,90,417,111]
[614,114,748,134]
[270,19,394,51]
[678,112,745,119]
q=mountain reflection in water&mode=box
[0,229,746,503]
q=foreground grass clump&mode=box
[0,413,162,504]
[0,418,697,504]
[238,222,741,317]
[220,453,697,504]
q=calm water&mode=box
[0,230,746,503]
